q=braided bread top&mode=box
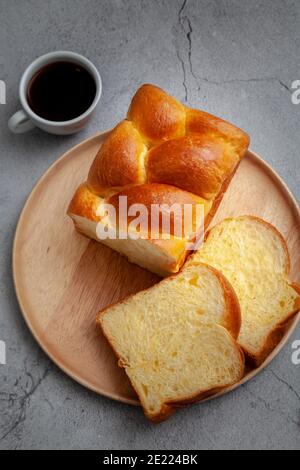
[68,85,250,274]
[87,84,249,211]
[88,85,249,209]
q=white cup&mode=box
[8,51,102,135]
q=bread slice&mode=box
[97,263,244,421]
[191,216,300,366]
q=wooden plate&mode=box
[13,131,300,406]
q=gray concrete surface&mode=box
[0,0,300,450]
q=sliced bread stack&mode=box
[97,216,300,421]
[98,263,244,421]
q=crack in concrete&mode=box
[196,75,290,93]
[0,362,52,443]
[174,0,290,99]
[186,17,196,81]
[178,0,196,81]
[178,0,187,17]
[276,80,291,92]
[176,49,188,102]
[176,0,189,101]
[270,370,300,402]
[176,0,202,100]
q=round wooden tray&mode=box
[13,131,300,406]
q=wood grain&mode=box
[13,131,300,405]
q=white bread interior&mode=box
[98,263,244,421]
[70,211,187,277]
[192,216,300,365]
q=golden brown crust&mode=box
[108,182,205,209]
[291,282,300,297]
[247,282,300,367]
[67,183,101,222]
[205,159,241,229]
[147,134,239,199]
[108,183,209,237]
[188,262,242,339]
[186,108,250,156]
[87,120,147,194]
[213,268,242,339]
[248,308,300,368]
[127,84,186,144]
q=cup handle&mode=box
[8,110,36,134]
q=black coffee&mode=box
[27,61,97,121]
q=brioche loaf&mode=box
[98,263,244,421]
[68,84,249,276]
[192,216,300,365]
